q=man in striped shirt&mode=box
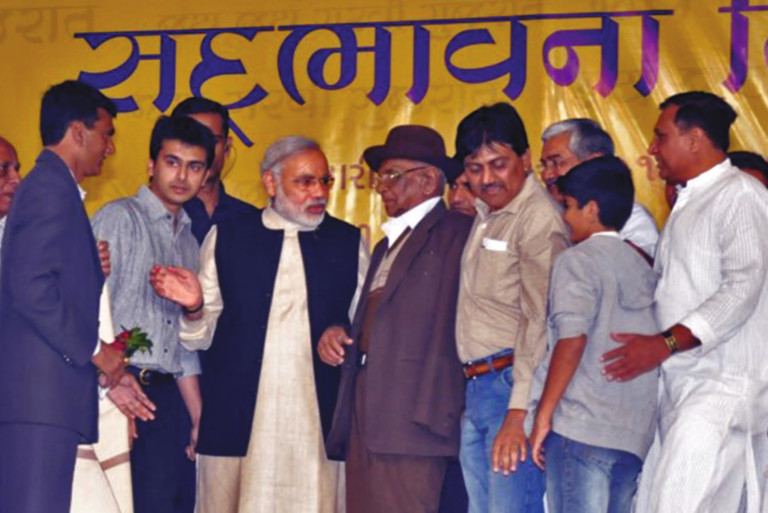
[603,91,768,512]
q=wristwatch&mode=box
[662,329,679,354]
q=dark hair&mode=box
[728,151,768,185]
[171,97,230,138]
[660,91,737,152]
[40,80,117,146]
[455,102,529,162]
[556,155,634,231]
[149,116,216,169]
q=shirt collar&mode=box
[674,159,732,209]
[380,196,440,243]
[136,184,190,227]
[64,166,87,201]
[475,173,537,220]
[590,230,620,240]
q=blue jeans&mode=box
[460,361,545,513]
[544,431,642,513]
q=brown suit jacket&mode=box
[326,201,473,459]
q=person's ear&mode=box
[521,149,532,172]
[69,121,87,148]
[585,199,601,224]
[147,158,156,179]
[262,170,278,198]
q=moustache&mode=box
[479,182,505,193]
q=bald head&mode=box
[0,137,21,218]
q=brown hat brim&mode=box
[363,146,463,182]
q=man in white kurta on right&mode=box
[601,91,768,512]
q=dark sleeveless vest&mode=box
[196,209,360,458]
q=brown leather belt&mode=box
[463,353,515,379]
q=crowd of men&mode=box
[0,79,767,513]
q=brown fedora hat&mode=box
[363,125,463,182]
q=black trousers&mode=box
[0,422,80,513]
[130,374,195,513]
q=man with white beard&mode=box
[153,136,368,512]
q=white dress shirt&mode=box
[640,159,768,512]
[380,196,441,244]
[655,159,768,380]
[620,202,658,257]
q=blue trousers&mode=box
[0,422,80,513]
[131,376,195,513]
[460,362,545,513]
[544,431,642,513]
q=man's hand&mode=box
[149,265,202,312]
[601,333,669,381]
[318,326,353,366]
[492,409,528,475]
[98,240,111,278]
[92,342,128,389]
[529,414,551,470]
[186,421,199,462]
[128,418,138,449]
[107,373,156,421]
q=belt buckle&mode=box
[138,368,151,386]
[462,361,478,380]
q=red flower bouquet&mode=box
[111,326,153,359]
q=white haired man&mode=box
[153,136,369,512]
[540,118,658,258]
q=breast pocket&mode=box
[474,247,517,301]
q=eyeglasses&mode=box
[374,165,429,188]
[290,175,335,190]
[0,161,20,179]
[537,156,578,175]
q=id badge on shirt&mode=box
[482,237,508,252]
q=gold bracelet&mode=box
[662,329,679,354]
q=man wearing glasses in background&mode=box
[0,137,21,255]
[156,136,368,512]
[319,125,473,513]
[539,118,658,259]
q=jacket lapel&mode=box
[350,240,387,340]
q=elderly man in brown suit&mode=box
[319,125,473,513]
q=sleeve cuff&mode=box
[178,316,210,350]
[508,383,531,411]
[679,311,717,353]
[552,316,589,341]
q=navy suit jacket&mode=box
[0,150,104,442]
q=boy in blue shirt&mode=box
[528,155,658,513]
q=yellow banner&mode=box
[2,0,767,246]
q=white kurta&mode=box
[182,208,368,513]
[71,286,133,513]
[635,160,768,513]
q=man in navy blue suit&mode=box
[0,80,132,513]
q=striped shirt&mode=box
[92,185,200,377]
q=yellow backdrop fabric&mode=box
[2,0,767,246]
